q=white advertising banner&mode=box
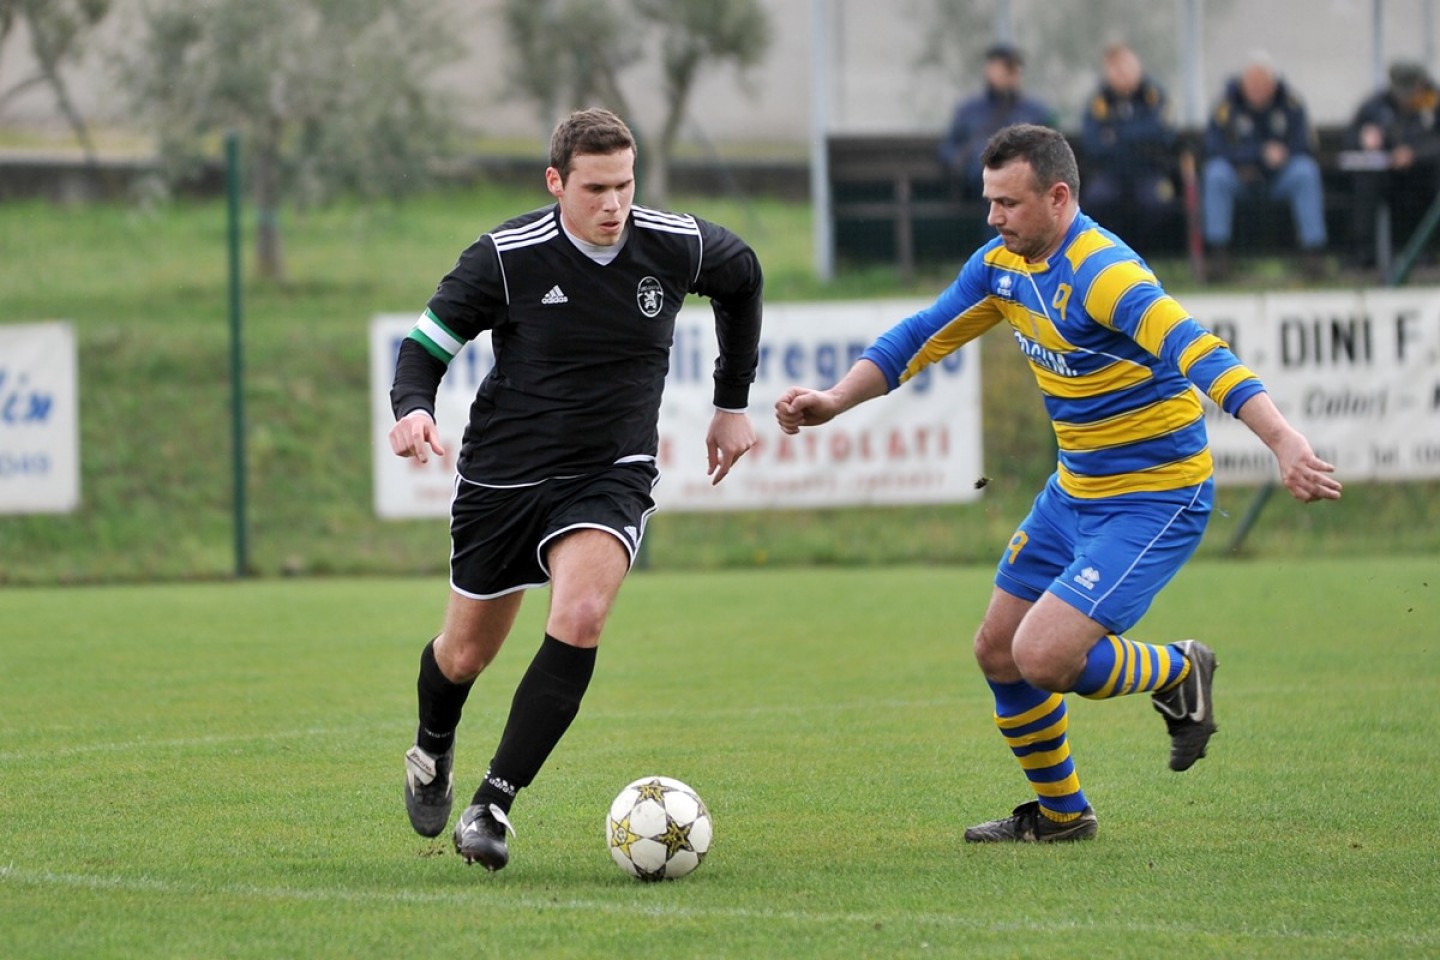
[0,322,80,514]
[370,300,984,518]
[1186,290,1440,484]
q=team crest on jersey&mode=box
[637,277,664,318]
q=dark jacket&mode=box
[1204,76,1315,179]
[1346,83,1440,163]
[938,87,1055,185]
[1081,75,1177,176]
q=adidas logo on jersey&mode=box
[541,285,569,304]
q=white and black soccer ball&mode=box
[605,776,712,881]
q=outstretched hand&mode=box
[774,386,842,435]
[1273,432,1343,503]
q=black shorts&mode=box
[448,462,659,599]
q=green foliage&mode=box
[118,0,462,276]
[631,0,771,204]
[498,0,771,205]
[1,562,1437,958]
[500,0,641,125]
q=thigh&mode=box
[544,529,630,647]
[538,464,659,645]
[1269,155,1320,200]
[1048,485,1211,634]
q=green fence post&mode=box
[226,131,249,577]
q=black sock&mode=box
[472,634,597,813]
[415,638,474,756]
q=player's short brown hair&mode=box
[981,123,1080,196]
[549,108,636,181]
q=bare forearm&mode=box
[1235,392,1296,453]
[827,359,890,416]
[775,359,889,435]
[1235,392,1343,503]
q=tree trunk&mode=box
[648,58,697,209]
[23,10,97,162]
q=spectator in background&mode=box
[1345,61,1440,272]
[1080,42,1179,252]
[1202,51,1328,281]
[939,43,1056,199]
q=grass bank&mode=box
[1,186,1435,583]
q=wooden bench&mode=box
[827,127,1413,279]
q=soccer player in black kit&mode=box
[388,108,763,872]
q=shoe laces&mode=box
[405,747,435,783]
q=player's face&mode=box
[547,149,636,246]
[982,159,1067,262]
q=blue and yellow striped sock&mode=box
[1071,635,1191,699]
[988,678,1089,822]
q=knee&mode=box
[1289,154,1322,183]
[972,622,1015,678]
[1202,158,1235,191]
[437,634,496,680]
[1010,635,1082,692]
[548,594,610,647]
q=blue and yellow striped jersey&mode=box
[861,211,1264,499]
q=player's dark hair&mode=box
[980,124,1080,196]
[549,108,637,181]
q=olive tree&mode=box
[120,0,460,279]
[501,0,770,207]
[631,0,769,206]
[0,0,111,159]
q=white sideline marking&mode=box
[0,863,1423,947]
[0,697,969,765]
[0,725,391,764]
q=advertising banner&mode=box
[0,322,79,514]
[371,300,984,517]
[1186,290,1440,484]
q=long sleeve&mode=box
[691,218,763,410]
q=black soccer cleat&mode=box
[404,744,454,838]
[963,800,1098,843]
[1152,639,1218,772]
[453,803,514,871]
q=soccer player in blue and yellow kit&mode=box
[776,124,1342,842]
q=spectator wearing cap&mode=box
[1202,51,1328,280]
[938,43,1057,199]
[1344,60,1440,272]
[1079,42,1179,253]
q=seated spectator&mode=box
[1080,42,1178,252]
[1202,51,1328,280]
[938,43,1056,199]
[1344,61,1440,272]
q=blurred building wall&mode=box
[1,0,1437,153]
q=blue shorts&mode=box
[994,476,1213,634]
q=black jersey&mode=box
[390,203,762,485]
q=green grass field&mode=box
[3,559,1435,959]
